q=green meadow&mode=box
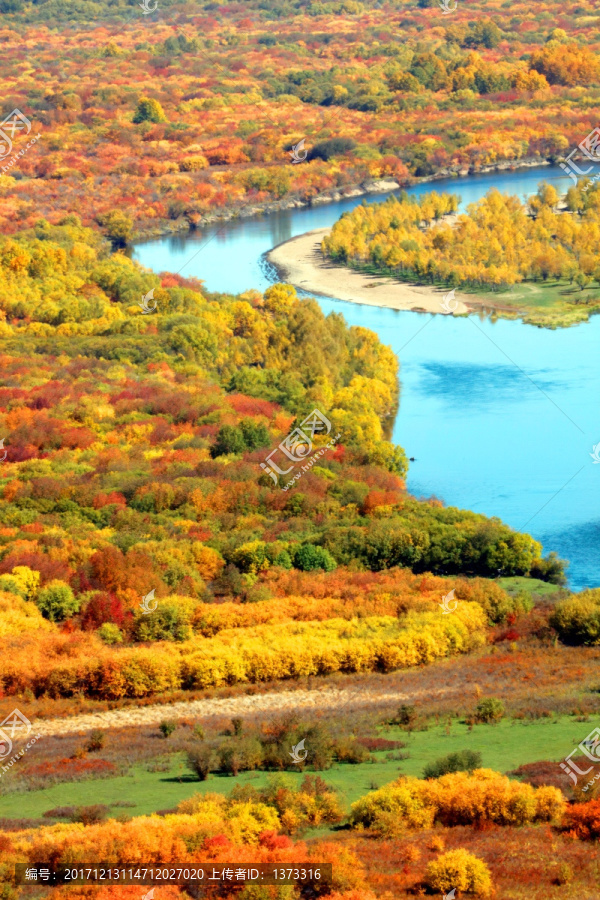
[0,715,588,826]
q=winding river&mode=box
[134,166,600,591]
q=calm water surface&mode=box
[135,166,600,590]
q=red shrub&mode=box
[202,835,231,856]
[357,737,406,751]
[25,759,117,778]
[563,800,600,840]
[21,522,45,534]
[0,552,73,585]
[259,831,293,850]
[361,491,400,514]
[80,592,127,630]
[93,492,127,509]
[228,394,280,419]
[493,628,521,643]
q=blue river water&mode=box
[134,166,600,590]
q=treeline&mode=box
[323,183,600,295]
[1,604,488,698]
[0,220,399,439]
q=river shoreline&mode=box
[267,227,473,315]
[133,163,596,588]
[133,156,552,243]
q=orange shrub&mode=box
[562,800,600,840]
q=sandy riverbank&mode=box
[267,228,470,315]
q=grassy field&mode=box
[490,279,600,309]
[497,576,561,601]
[461,279,600,310]
[0,715,590,825]
[354,261,600,327]
[461,279,600,327]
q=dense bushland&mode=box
[0,0,598,240]
[0,603,488,699]
[0,220,561,700]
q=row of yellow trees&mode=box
[0,605,487,699]
[323,184,600,291]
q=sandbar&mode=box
[267,227,470,315]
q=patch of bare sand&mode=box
[32,683,453,737]
[267,228,469,315]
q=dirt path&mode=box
[32,683,452,738]
[267,228,470,315]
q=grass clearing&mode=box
[0,715,589,825]
[497,576,561,601]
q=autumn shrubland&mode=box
[0,218,596,889]
[0,0,598,244]
[0,221,557,704]
[0,768,598,900]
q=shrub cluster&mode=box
[423,750,482,779]
[0,604,487,699]
[349,769,565,834]
[426,848,492,896]
[186,718,371,783]
[550,589,600,645]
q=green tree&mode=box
[133,600,193,642]
[159,720,177,738]
[239,419,271,450]
[231,541,271,575]
[187,746,216,781]
[133,96,167,124]
[475,697,505,723]
[465,19,502,48]
[211,424,246,457]
[307,138,356,162]
[97,623,123,644]
[98,210,133,247]
[423,750,482,779]
[36,580,80,622]
[293,544,337,572]
[410,53,449,91]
